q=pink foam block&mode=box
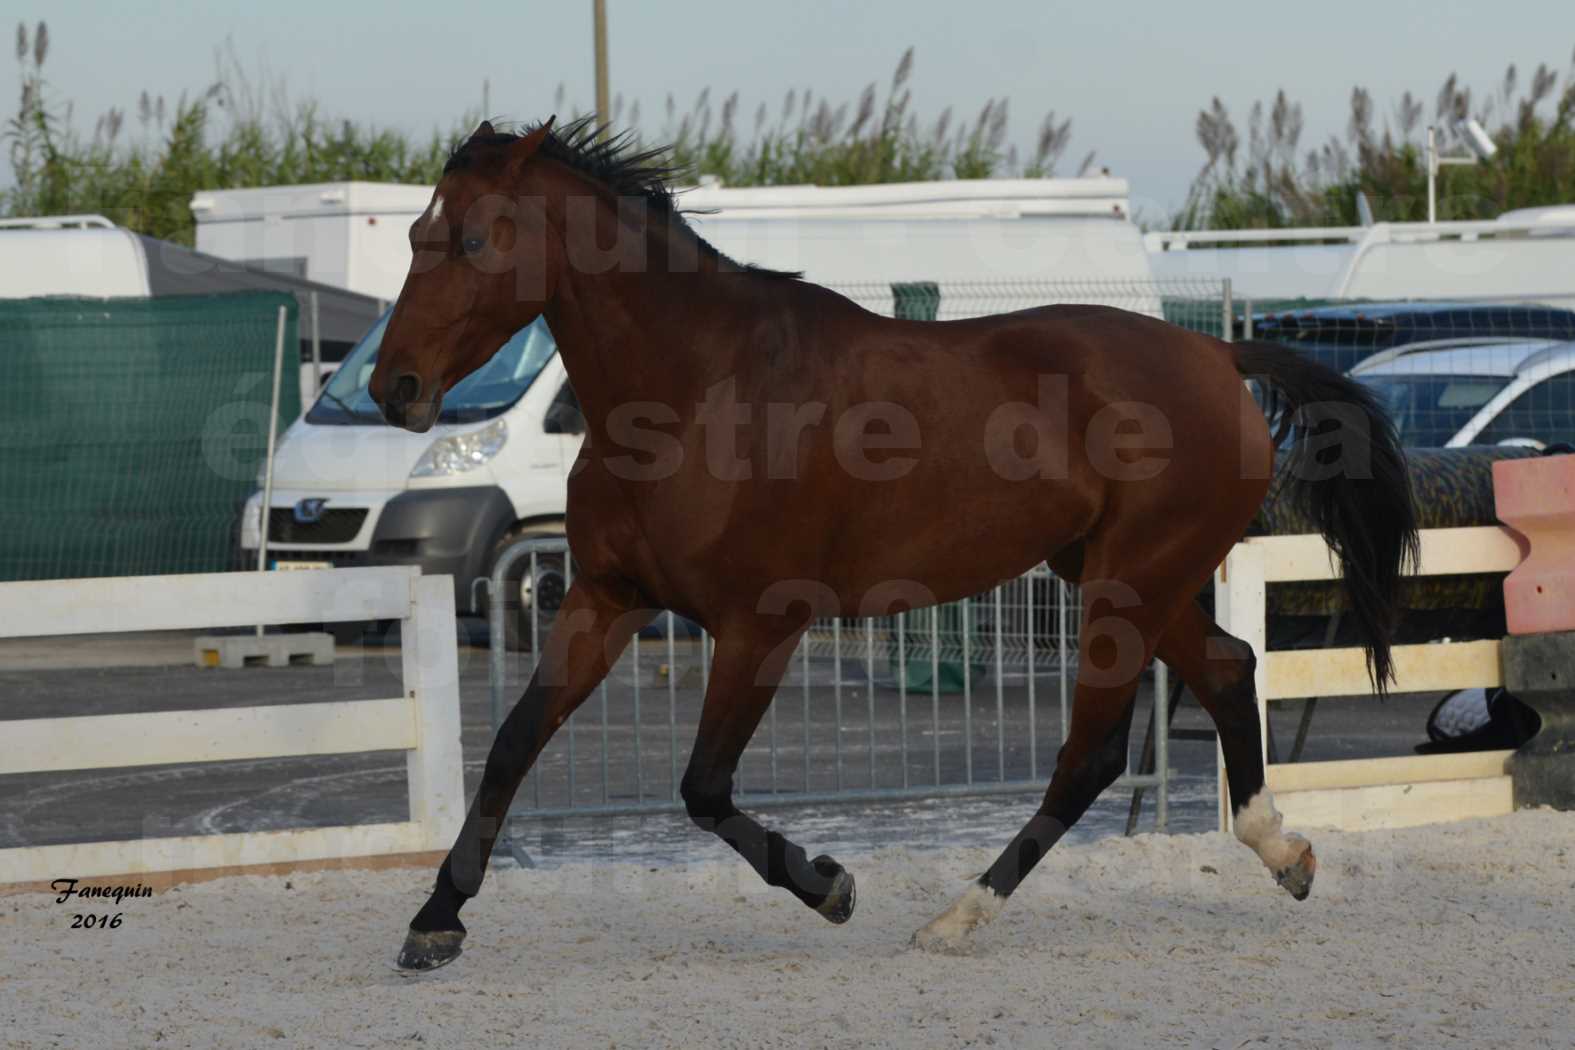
[1494,454,1575,635]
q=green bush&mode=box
[1176,50,1575,229]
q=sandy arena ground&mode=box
[3,809,1573,1049]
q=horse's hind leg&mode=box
[1155,601,1316,899]
[679,624,857,922]
[397,575,649,971]
[911,572,1162,953]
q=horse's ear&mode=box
[508,116,555,169]
[473,120,496,138]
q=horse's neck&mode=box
[542,189,756,421]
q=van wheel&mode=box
[485,525,569,651]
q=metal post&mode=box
[962,599,973,784]
[309,291,322,395]
[833,618,843,789]
[255,304,287,637]
[1027,568,1037,779]
[1243,299,1253,341]
[1221,277,1234,344]
[866,618,876,789]
[593,0,610,135]
[930,611,941,784]
[994,589,1005,781]
[801,636,811,792]
[1154,660,1170,830]
[667,611,678,800]
[632,633,642,802]
[897,611,909,789]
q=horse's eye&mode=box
[461,235,485,255]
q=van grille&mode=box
[266,508,367,544]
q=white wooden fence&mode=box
[0,566,465,884]
[1215,526,1525,832]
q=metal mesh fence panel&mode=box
[829,277,1228,332]
[1237,298,1575,448]
[0,293,300,581]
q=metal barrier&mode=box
[487,538,1170,840]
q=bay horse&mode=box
[372,117,1418,969]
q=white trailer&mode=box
[191,175,1157,304]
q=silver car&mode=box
[1351,337,1575,448]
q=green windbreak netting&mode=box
[0,293,300,582]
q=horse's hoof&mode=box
[1273,843,1317,901]
[810,855,856,924]
[396,928,465,972]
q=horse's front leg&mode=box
[397,576,648,971]
[679,624,857,922]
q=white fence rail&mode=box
[1215,526,1523,832]
[0,566,464,884]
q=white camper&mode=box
[1146,209,1575,308]
[0,214,383,409]
[191,183,431,301]
[192,176,1156,303]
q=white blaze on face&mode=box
[418,192,447,240]
[1233,788,1309,871]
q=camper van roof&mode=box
[0,224,149,297]
[190,175,1133,225]
[1497,204,1575,225]
[673,177,1131,219]
[190,182,436,222]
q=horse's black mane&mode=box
[445,115,798,280]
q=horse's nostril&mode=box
[392,373,423,406]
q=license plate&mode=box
[272,560,332,571]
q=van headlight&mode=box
[410,418,509,477]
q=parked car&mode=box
[1243,301,1575,375]
[1351,339,1575,448]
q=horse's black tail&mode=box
[1233,341,1420,694]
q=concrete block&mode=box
[1500,631,1575,810]
[1493,454,1575,635]
[195,632,334,669]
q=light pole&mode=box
[593,0,609,138]
[1425,119,1497,223]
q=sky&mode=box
[14,0,1575,220]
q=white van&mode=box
[228,176,1158,641]
[238,311,578,646]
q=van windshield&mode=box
[307,312,558,426]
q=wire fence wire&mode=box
[0,293,300,582]
[827,276,1231,336]
[1235,298,1575,450]
[490,542,1166,835]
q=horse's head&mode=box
[370,118,559,432]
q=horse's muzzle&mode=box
[377,372,440,432]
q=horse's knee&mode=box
[680,771,733,829]
[1051,731,1128,803]
[1203,631,1256,692]
[1202,632,1259,728]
